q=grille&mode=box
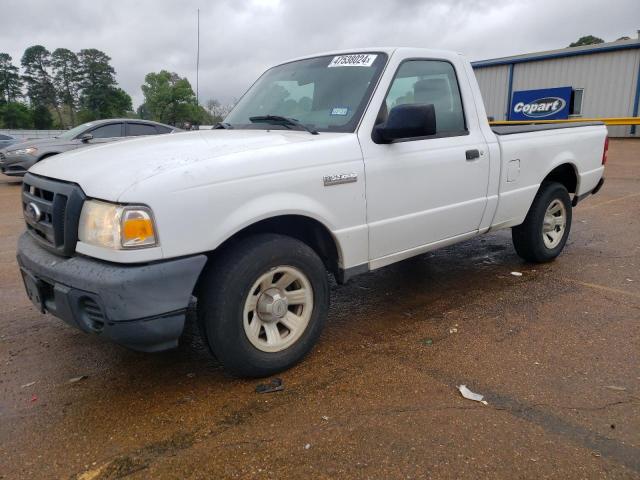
[0,152,5,161]
[22,173,85,256]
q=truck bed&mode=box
[488,122,606,230]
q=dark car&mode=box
[0,133,19,150]
[0,119,180,177]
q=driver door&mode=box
[358,58,490,267]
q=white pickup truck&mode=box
[17,48,607,377]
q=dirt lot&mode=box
[1,139,639,479]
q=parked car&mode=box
[0,119,179,176]
[0,133,20,151]
[17,48,607,377]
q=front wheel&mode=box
[197,234,329,377]
[512,182,572,263]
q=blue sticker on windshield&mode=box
[331,107,349,116]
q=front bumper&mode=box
[17,232,207,352]
[0,153,38,177]
[0,153,36,176]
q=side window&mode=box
[383,60,466,136]
[128,123,159,136]
[89,123,123,139]
[0,134,10,140]
[156,125,172,134]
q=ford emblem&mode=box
[25,202,42,223]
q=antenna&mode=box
[196,8,200,106]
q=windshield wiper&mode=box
[249,115,318,135]
[214,122,234,129]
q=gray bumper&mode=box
[0,153,36,176]
[17,232,207,352]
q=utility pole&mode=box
[196,8,200,106]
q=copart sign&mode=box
[510,86,572,120]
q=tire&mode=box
[512,181,572,263]
[197,233,329,377]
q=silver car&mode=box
[0,133,19,150]
[0,119,180,177]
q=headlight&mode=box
[7,147,38,156]
[78,200,158,250]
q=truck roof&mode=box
[278,47,464,67]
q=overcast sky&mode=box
[2,0,638,108]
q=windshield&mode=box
[57,121,98,140]
[225,53,387,133]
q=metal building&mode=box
[472,37,640,137]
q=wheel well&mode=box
[210,215,341,279]
[543,163,577,193]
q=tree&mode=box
[32,104,53,129]
[77,87,133,123]
[78,48,131,119]
[616,36,631,41]
[568,35,604,47]
[0,102,32,128]
[194,105,215,125]
[108,87,133,115]
[141,70,200,125]
[136,102,151,120]
[0,53,22,103]
[21,45,63,126]
[6,45,134,129]
[51,48,81,126]
[205,98,234,123]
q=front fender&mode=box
[146,169,369,269]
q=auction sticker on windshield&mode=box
[331,107,349,116]
[328,54,377,67]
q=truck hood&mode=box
[29,129,326,200]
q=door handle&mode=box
[465,149,480,161]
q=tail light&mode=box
[602,136,609,165]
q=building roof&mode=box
[472,38,640,68]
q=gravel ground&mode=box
[1,139,639,479]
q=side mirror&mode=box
[373,104,436,144]
[79,133,93,143]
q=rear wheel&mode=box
[512,182,572,263]
[197,234,329,377]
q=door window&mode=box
[89,123,123,139]
[128,123,159,136]
[383,60,466,136]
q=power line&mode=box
[196,8,200,106]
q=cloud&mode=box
[1,0,638,107]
